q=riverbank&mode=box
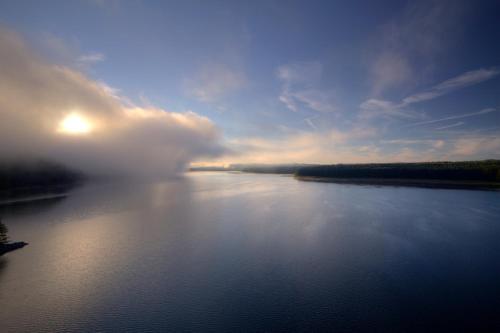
[296,176,500,190]
[0,193,68,207]
[0,160,84,199]
[0,242,28,256]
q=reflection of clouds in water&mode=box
[189,173,278,201]
[2,173,500,332]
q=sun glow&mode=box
[58,113,92,134]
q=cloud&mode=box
[359,98,421,119]
[277,62,336,113]
[77,52,106,65]
[370,52,412,97]
[434,122,464,130]
[204,126,500,166]
[205,127,380,165]
[279,93,299,112]
[185,63,247,103]
[448,136,500,158]
[382,139,445,151]
[0,27,224,178]
[402,68,500,105]
[277,62,322,84]
[304,116,318,130]
[292,89,337,113]
[405,108,496,128]
[368,1,465,95]
[36,32,106,71]
[380,134,500,160]
[360,68,499,120]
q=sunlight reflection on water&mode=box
[1,172,500,332]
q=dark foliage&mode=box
[295,160,500,182]
[0,218,28,255]
[0,160,85,192]
[0,219,8,245]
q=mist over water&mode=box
[1,2,500,331]
[1,172,500,332]
[0,28,224,178]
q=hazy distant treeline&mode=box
[295,160,500,182]
[191,160,500,183]
[230,164,315,174]
[190,164,316,174]
[0,160,84,192]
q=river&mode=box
[1,172,500,332]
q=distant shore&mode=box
[191,160,500,190]
[296,176,500,191]
[0,193,68,206]
[0,160,84,199]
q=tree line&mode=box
[295,160,500,182]
[0,160,84,192]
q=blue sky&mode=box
[1,0,500,165]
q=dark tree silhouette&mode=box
[0,160,84,191]
[295,160,500,182]
[0,219,8,245]
[0,218,27,255]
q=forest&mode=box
[295,160,500,182]
[0,160,84,195]
[190,164,315,174]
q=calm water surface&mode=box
[1,172,500,332]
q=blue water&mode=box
[1,172,500,332]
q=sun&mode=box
[58,113,92,134]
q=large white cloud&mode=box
[0,27,224,177]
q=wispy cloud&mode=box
[279,93,298,112]
[304,116,319,130]
[277,62,336,113]
[204,125,500,165]
[293,89,337,113]
[434,121,464,130]
[77,52,106,65]
[209,127,380,165]
[369,0,465,95]
[359,98,421,119]
[277,61,322,85]
[37,32,107,70]
[185,63,247,103]
[383,139,443,146]
[360,68,500,120]
[205,125,500,165]
[402,68,500,105]
[370,51,412,97]
[405,108,496,128]
[447,136,500,158]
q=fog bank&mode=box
[0,28,224,178]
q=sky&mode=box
[0,0,499,172]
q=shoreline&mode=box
[0,193,68,206]
[296,176,500,191]
[0,242,29,256]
